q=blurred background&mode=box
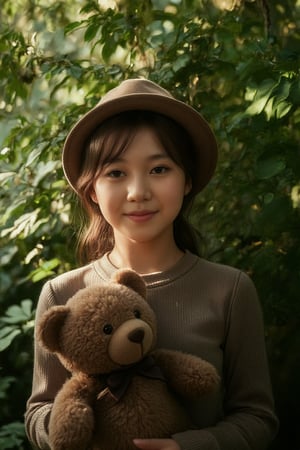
[0,0,299,448]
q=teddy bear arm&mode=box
[152,349,220,398]
[49,375,95,450]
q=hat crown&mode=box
[99,79,174,106]
[62,78,218,193]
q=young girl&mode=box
[25,78,278,450]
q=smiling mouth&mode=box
[125,211,157,222]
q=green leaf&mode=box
[64,21,83,34]
[25,146,43,167]
[84,22,100,42]
[69,65,83,79]
[29,258,61,282]
[20,299,33,318]
[272,76,291,109]
[0,422,26,447]
[275,100,293,119]
[0,209,42,239]
[0,172,16,183]
[0,245,18,266]
[173,54,190,72]
[0,327,21,351]
[0,199,27,228]
[256,157,286,180]
[33,161,59,186]
[102,40,118,62]
[3,307,28,324]
[246,79,279,116]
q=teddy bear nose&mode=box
[128,328,145,343]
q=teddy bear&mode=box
[38,268,220,450]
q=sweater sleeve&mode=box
[24,281,70,450]
[172,271,279,450]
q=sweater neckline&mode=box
[92,251,199,288]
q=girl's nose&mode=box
[127,176,151,202]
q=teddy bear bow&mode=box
[97,356,166,401]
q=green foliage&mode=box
[0,300,34,351]
[0,0,299,448]
[0,422,28,449]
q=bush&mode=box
[1,0,299,448]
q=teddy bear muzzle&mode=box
[108,318,154,366]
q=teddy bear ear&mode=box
[37,306,69,353]
[113,269,147,299]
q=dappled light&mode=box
[0,0,299,448]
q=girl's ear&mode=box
[89,187,98,204]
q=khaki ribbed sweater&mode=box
[25,251,278,449]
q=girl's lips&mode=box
[125,211,157,223]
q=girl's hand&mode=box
[133,438,180,450]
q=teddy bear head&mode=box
[38,269,157,375]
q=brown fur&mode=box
[38,269,219,450]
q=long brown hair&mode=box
[75,110,200,263]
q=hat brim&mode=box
[62,93,218,193]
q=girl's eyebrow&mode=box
[147,153,170,161]
[105,152,170,165]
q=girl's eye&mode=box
[151,166,169,174]
[107,170,124,178]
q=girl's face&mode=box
[90,126,191,248]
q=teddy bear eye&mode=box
[134,309,141,319]
[103,324,113,335]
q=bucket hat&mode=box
[62,78,218,193]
